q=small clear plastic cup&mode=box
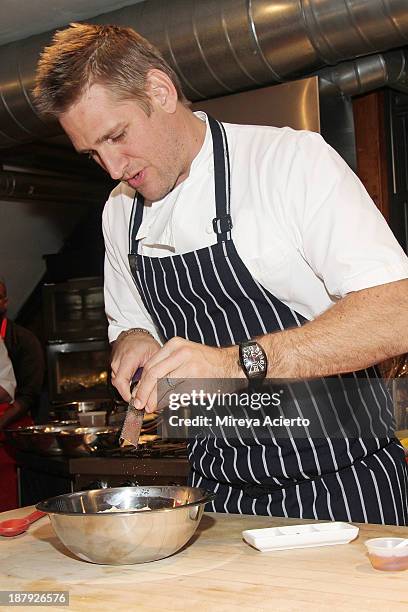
[365,538,408,571]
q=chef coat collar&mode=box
[134,111,212,248]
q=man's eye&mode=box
[110,132,126,143]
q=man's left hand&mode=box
[132,336,244,413]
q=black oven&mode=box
[46,339,110,403]
[43,277,112,405]
[42,277,107,343]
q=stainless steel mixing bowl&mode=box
[4,424,78,455]
[37,486,215,565]
[56,426,120,456]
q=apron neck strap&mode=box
[128,192,144,256]
[208,115,232,243]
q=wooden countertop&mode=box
[1,506,407,611]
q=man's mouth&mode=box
[127,169,146,189]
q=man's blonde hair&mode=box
[33,22,187,117]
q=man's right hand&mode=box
[110,330,161,402]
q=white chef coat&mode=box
[0,338,16,401]
[103,112,408,343]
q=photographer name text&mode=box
[167,415,310,428]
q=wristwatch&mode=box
[239,340,268,381]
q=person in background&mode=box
[0,336,18,511]
[33,23,408,525]
[0,278,44,511]
[0,337,16,405]
[0,279,44,433]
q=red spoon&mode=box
[0,510,46,537]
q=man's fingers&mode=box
[135,352,184,410]
[154,376,188,412]
[110,335,164,404]
[112,375,132,402]
[111,360,135,402]
[141,339,178,371]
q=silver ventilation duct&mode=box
[0,168,110,204]
[0,0,408,148]
[319,49,408,97]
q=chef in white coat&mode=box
[33,23,408,523]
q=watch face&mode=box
[242,343,267,377]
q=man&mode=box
[34,23,408,524]
[0,279,44,432]
[0,279,44,510]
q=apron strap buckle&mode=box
[128,253,138,273]
[212,214,233,235]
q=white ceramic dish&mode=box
[242,521,359,551]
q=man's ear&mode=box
[145,69,178,113]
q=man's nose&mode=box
[100,150,127,180]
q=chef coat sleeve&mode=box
[102,196,160,344]
[0,338,16,401]
[289,132,408,298]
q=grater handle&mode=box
[130,367,143,391]
[119,368,145,448]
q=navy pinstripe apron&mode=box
[128,116,408,524]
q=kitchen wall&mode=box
[0,199,91,319]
